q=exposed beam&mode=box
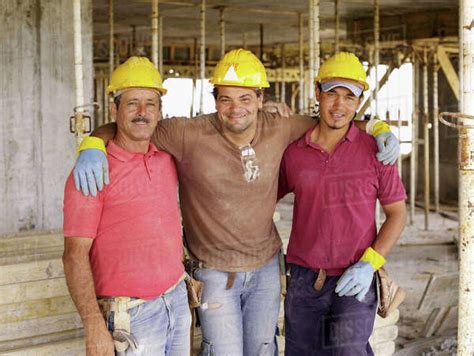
[437,45,460,100]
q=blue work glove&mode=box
[375,132,400,165]
[335,261,374,302]
[73,149,109,197]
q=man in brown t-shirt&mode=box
[73,49,399,355]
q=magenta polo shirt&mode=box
[63,141,184,299]
[278,123,406,276]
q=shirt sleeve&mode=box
[376,163,407,206]
[278,150,292,201]
[151,117,187,162]
[63,173,104,238]
[288,115,317,143]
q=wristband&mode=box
[77,136,107,156]
[372,120,391,136]
[360,246,386,271]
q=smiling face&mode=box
[215,85,263,136]
[316,82,363,131]
[111,88,161,143]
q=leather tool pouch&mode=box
[376,267,406,318]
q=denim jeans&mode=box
[285,264,377,356]
[194,254,281,356]
[107,280,192,355]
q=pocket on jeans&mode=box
[200,340,215,356]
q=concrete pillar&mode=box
[0,0,93,234]
[458,0,474,352]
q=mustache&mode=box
[131,117,151,124]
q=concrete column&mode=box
[0,0,93,234]
[458,0,474,352]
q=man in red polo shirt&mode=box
[279,52,407,355]
[62,57,190,355]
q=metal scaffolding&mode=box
[151,0,159,68]
[433,50,440,213]
[219,8,225,57]
[199,0,206,114]
[410,54,419,224]
[298,13,304,113]
[73,0,86,145]
[457,0,474,352]
[423,50,430,230]
[335,0,340,53]
[108,0,114,77]
[281,44,286,103]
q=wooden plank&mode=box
[0,329,84,353]
[0,312,83,342]
[369,325,398,345]
[0,258,64,286]
[418,272,459,311]
[1,278,69,305]
[0,231,63,256]
[395,335,449,356]
[1,337,85,356]
[372,340,395,356]
[437,46,460,100]
[0,295,76,324]
[435,306,458,336]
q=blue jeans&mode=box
[285,264,377,356]
[107,280,192,355]
[194,254,281,356]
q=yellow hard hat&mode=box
[106,56,167,96]
[210,49,270,89]
[316,52,369,91]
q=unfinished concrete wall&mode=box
[0,0,93,235]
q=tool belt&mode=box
[97,296,145,353]
[183,259,204,308]
[376,267,406,318]
[97,275,186,353]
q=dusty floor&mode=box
[192,195,459,355]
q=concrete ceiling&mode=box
[92,0,458,47]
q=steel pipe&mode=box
[298,13,304,113]
[73,0,85,145]
[335,0,340,53]
[374,0,380,117]
[108,0,114,77]
[410,54,419,224]
[199,0,206,114]
[219,8,225,57]
[151,0,159,67]
[159,16,163,74]
[433,50,440,213]
[423,50,430,230]
[281,44,286,103]
[457,0,474,351]
[308,0,315,111]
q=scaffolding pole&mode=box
[199,0,206,114]
[308,0,315,111]
[260,24,264,60]
[281,44,286,103]
[243,33,248,49]
[410,54,419,224]
[374,0,380,117]
[159,16,163,74]
[423,50,430,230]
[108,0,114,77]
[458,0,474,352]
[151,0,158,67]
[219,8,225,58]
[73,0,85,146]
[433,50,440,213]
[313,0,320,82]
[397,109,402,174]
[298,13,304,113]
[335,0,340,53]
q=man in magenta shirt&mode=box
[62,57,190,355]
[278,52,407,355]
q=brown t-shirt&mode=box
[152,111,315,271]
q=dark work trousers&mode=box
[284,264,377,356]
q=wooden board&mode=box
[418,272,459,311]
[0,258,64,286]
[1,278,69,305]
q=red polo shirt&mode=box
[63,141,184,299]
[278,123,406,276]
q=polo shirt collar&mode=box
[107,140,159,162]
[300,120,359,148]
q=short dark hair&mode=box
[212,87,264,100]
